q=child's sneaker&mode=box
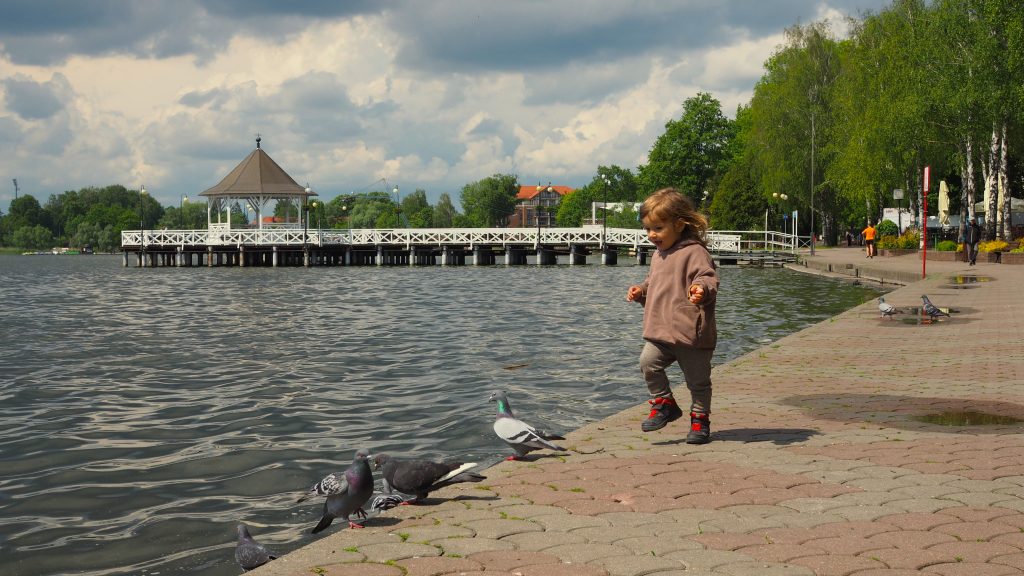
[641,397,683,432]
[686,412,711,444]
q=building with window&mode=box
[510,184,574,227]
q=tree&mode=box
[747,22,843,244]
[432,193,459,227]
[638,92,735,203]
[11,224,53,249]
[459,174,519,227]
[400,189,433,228]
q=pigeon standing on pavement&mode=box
[235,524,277,571]
[373,453,486,504]
[921,295,950,320]
[489,390,566,460]
[878,296,901,319]
[297,449,374,533]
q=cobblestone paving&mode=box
[251,248,1024,576]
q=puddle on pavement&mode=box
[949,275,992,284]
[892,306,957,324]
[913,411,1022,426]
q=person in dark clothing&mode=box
[965,218,982,265]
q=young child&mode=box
[626,188,718,444]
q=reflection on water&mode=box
[0,255,880,575]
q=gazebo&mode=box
[199,136,317,230]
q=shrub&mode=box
[876,235,898,250]
[935,240,960,252]
[876,220,899,237]
[896,229,920,249]
[979,240,1009,252]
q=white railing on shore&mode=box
[122,227,800,253]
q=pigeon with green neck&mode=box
[489,391,566,461]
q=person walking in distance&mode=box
[862,221,877,258]
[626,188,718,444]
[965,218,982,265]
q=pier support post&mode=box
[602,248,617,266]
[272,246,278,267]
[569,244,586,266]
[239,246,245,267]
[377,245,384,266]
[123,252,129,267]
[636,249,647,265]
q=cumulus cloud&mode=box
[0,0,892,209]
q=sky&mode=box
[0,0,891,212]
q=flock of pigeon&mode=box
[234,390,568,571]
[878,294,951,321]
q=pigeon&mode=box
[489,390,566,460]
[921,295,950,319]
[297,449,374,533]
[235,524,277,571]
[878,296,901,319]
[369,493,406,511]
[373,453,486,504]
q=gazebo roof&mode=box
[200,137,316,198]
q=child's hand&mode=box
[626,285,644,302]
[688,284,704,304]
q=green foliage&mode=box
[460,173,519,227]
[400,189,433,228]
[876,235,898,250]
[876,220,899,237]
[935,240,959,252]
[638,92,735,201]
[10,225,54,249]
[432,193,460,227]
[896,229,920,249]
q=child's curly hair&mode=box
[639,188,709,246]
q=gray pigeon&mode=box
[921,295,950,319]
[369,493,405,511]
[373,453,486,504]
[878,296,901,319]
[489,390,566,460]
[235,524,277,571]
[297,449,374,533]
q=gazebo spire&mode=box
[256,134,261,149]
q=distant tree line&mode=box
[3,0,1020,251]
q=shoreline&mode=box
[251,247,1024,575]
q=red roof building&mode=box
[511,184,574,228]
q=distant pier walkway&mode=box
[120,226,799,268]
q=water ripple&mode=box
[0,255,880,575]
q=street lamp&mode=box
[601,175,611,244]
[139,184,147,251]
[392,185,401,227]
[180,194,188,229]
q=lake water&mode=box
[0,254,881,575]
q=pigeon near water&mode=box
[235,524,277,571]
[921,295,950,319]
[489,390,566,460]
[373,453,486,504]
[878,296,901,319]
[297,449,374,533]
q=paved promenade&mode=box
[253,246,1024,576]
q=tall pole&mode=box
[809,113,816,255]
[601,175,610,248]
[180,195,188,229]
[922,166,930,279]
[139,185,147,255]
[12,178,18,200]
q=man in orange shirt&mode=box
[862,222,877,258]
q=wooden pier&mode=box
[120,226,799,268]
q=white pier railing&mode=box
[122,227,797,253]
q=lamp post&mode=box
[139,184,147,252]
[893,188,904,233]
[392,185,401,227]
[601,175,611,247]
[179,194,188,229]
[304,185,312,251]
